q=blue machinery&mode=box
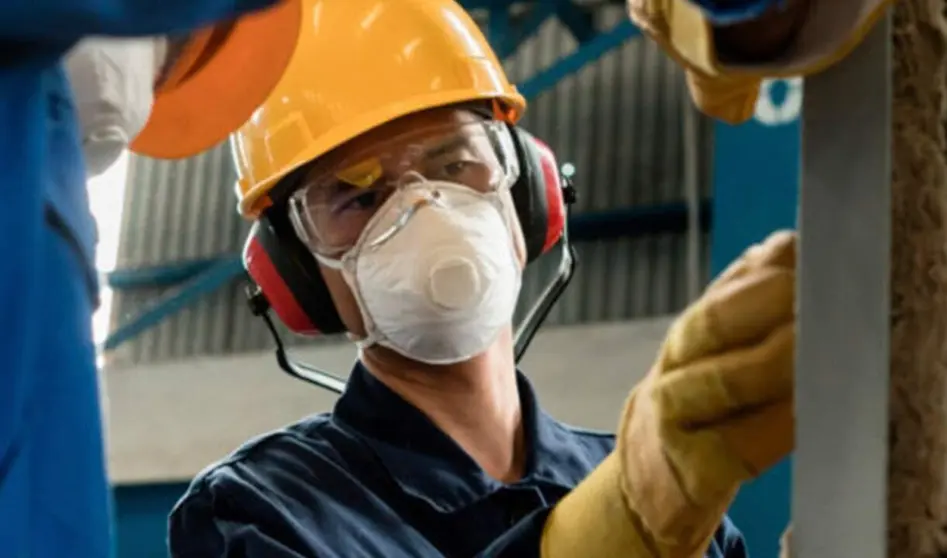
[106,2,803,556]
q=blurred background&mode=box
[88,2,801,556]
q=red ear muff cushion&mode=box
[532,138,566,253]
[244,227,316,334]
[243,217,346,335]
[509,126,565,262]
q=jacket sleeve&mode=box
[629,0,892,123]
[169,481,312,558]
[717,515,749,558]
[169,468,438,558]
[475,497,748,558]
[475,508,552,558]
[173,478,549,558]
[0,0,279,43]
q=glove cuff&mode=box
[619,381,737,553]
[541,452,657,558]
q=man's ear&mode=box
[316,260,367,338]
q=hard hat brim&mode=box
[130,0,301,159]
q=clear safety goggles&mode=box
[288,120,520,258]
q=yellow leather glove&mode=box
[626,0,892,124]
[541,230,796,558]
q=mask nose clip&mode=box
[396,170,427,190]
[396,171,446,203]
[367,196,431,250]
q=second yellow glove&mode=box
[626,0,892,124]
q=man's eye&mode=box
[442,161,473,176]
[341,190,381,212]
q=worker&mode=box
[1,2,300,556]
[168,1,794,556]
[627,0,892,123]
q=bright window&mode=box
[87,152,130,349]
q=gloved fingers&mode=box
[659,425,754,507]
[626,0,662,34]
[654,322,794,425]
[662,265,794,369]
[684,70,763,125]
[706,230,797,295]
[716,396,794,476]
[661,397,793,506]
[747,230,796,271]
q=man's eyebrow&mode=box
[423,136,468,159]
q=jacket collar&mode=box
[332,363,605,513]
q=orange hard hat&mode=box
[129,0,302,159]
[230,0,527,219]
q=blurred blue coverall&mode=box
[0,1,277,555]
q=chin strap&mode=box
[246,287,349,393]
[513,167,577,362]
[246,166,579,394]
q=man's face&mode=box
[288,107,527,338]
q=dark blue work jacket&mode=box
[169,364,748,557]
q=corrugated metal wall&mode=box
[109,5,714,364]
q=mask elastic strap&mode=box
[315,251,385,352]
[351,332,379,353]
[313,252,343,270]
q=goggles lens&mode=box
[288,120,519,258]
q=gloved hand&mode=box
[626,0,892,124]
[541,230,796,558]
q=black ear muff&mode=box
[243,212,346,336]
[508,126,567,263]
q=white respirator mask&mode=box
[312,180,522,365]
[65,36,167,177]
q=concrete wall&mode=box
[104,316,675,484]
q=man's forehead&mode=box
[305,107,483,188]
[335,107,481,160]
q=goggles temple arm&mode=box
[513,170,578,364]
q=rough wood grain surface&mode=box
[889,1,947,556]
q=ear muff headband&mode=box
[244,125,568,336]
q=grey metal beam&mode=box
[792,10,892,558]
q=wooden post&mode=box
[888,1,947,555]
[792,2,947,556]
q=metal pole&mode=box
[792,10,892,558]
[682,96,701,302]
